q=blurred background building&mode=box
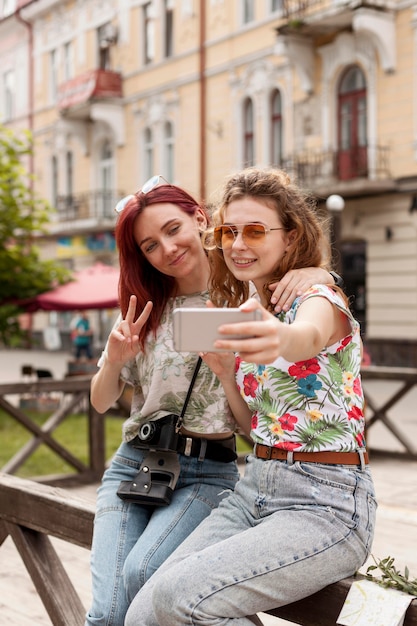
[1,0,416,365]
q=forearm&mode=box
[90,358,126,414]
[220,377,253,437]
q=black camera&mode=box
[134,414,180,452]
[117,450,180,506]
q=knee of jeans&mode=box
[152,576,179,623]
[123,558,142,602]
[123,551,156,602]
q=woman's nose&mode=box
[162,237,178,254]
[231,231,246,249]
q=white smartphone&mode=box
[173,307,262,352]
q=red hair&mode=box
[115,184,208,349]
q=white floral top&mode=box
[236,285,366,452]
[99,292,235,442]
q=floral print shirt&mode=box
[236,285,365,452]
[99,291,235,442]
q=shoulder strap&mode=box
[176,356,202,431]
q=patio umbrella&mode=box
[21,262,120,312]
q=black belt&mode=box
[179,434,237,462]
[131,434,237,463]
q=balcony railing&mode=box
[55,190,124,223]
[280,0,391,22]
[282,0,325,21]
[58,69,123,111]
[281,144,391,189]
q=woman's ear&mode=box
[284,229,297,251]
[195,208,208,231]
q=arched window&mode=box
[163,121,174,183]
[242,0,254,24]
[99,140,114,217]
[143,2,155,65]
[270,89,282,166]
[66,151,73,198]
[164,0,174,58]
[51,155,58,208]
[144,127,154,180]
[243,97,254,167]
[337,65,367,180]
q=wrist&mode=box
[101,349,124,371]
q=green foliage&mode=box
[366,555,417,596]
[0,125,71,345]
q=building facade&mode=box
[1,0,417,364]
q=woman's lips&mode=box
[231,257,256,266]
[170,251,187,266]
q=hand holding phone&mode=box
[173,307,262,352]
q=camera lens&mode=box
[139,421,157,441]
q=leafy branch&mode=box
[366,555,417,596]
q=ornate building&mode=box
[1,0,417,364]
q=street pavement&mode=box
[1,348,417,625]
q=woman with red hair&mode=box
[125,169,375,626]
[85,175,338,626]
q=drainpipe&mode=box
[199,0,206,201]
[15,5,35,187]
[15,2,37,347]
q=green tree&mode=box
[0,125,71,346]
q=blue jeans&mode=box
[85,441,239,626]
[125,454,377,626]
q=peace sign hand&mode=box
[106,295,153,366]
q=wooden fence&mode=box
[0,376,130,485]
[361,365,417,459]
[1,472,416,626]
[1,366,416,487]
[1,366,417,624]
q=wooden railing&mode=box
[0,376,129,486]
[1,366,416,488]
[0,472,416,626]
[361,365,417,460]
[1,366,417,624]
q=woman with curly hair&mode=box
[125,168,376,626]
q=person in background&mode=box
[84,174,339,626]
[72,311,93,360]
[124,167,376,626]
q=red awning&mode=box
[20,263,120,312]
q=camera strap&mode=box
[117,356,203,506]
[175,356,202,433]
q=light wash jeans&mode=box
[84,440,239,626]
[125,453,377,626]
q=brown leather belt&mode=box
[254,443,369,465]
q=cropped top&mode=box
[236,285,366,453]
[99,291,235,442]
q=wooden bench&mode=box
[1,472,417,626]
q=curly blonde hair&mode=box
[206,167,332,310]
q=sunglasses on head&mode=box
[114,175,169,214]
[213,223,285,249]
